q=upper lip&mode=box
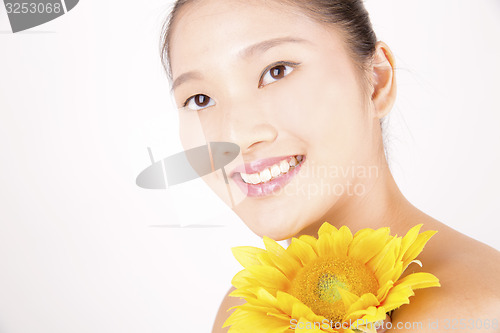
[230,155,299,178]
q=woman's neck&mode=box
[286,161,426,245]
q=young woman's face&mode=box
[170,0,382,240]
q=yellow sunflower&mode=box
[223,223,440,333]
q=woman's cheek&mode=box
[262,77,324,137]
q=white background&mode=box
[0,1,499,332]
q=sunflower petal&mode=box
[345,293,379,317]
[291,300,318,320]
[353,227,372,239]
[231,246,267,268]
[266,311,291,322]
[224,308,290,332]
[276,291,302,315]
[378,261,403,287]
[348,305,386,325]
[365,237,399,273]
[229,288,255,299]
[408,259,422,268]
[263,236,302,279]
[251,288,279,308]
[318,222,338,236]
[402,230,437,269]
[223,308,246,327]
[228,303,277,314]
[287,238,318,266]
[298,235,320,254]
[256,252,275,267]
[231,269,257,289]
[241,289,288,311]
[276,291,331,327]
[349,307,387,332]
[380,284,414,312]
[317,233,336,257]
[376,280,394,302]
[338,287,360,309]
[398,224,422,262]
[348,227,390,264]
[332,226,353,257]
[373,243,397,282]
[246,265,291,290]
[395,272,441,290]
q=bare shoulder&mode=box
[388,221,500,332]
[212,286,246,333]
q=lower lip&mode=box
[232,157,305,198]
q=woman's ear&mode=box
[370,41,397,119]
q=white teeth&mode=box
[240,155,304,184]
[259,168,272,182]
[270,165,281,177]
[279,160,290,173]
[240,173,251,184]
[249,173,261,184]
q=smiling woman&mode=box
[158,0,500,332]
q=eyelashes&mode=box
[183,93,215,111]
[258,61,299,88]
[182,60,301,111]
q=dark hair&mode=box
[159,0,378,83]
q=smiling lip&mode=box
[230,155,305,198]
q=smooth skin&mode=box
[167,0,500,332]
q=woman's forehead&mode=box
[168,0,343,76]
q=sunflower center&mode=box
[318,273,348,303]
[289,256,378,323]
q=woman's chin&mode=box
[243,218,300,241]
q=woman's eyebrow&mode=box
[239,36,311,59]
[171,36,310,92]
[172,72,203,92]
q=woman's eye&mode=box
[184,94,215,111]
[260,63,296,87]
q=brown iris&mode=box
[270,65,286,79]
[194,94,210,107]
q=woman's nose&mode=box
[217,99,278,154]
